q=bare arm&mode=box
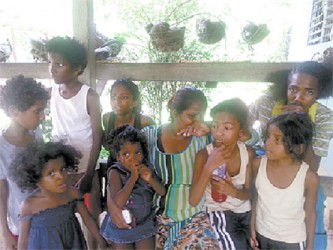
[304,169,319,250]
[250,157,261,250]
[189,149,210,206]
[0,180,18,249]
[304,143,321,172]
[17,201,33,250]
[79,89,103,194]
[109,169,138,209]
[76,200,106,248]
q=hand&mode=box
[138,164,152,183]
[204,145,230,173]
[108,201,131,229]
[280,104,305,114]
[4,229,18,249]
[210,174,234,196]
[176,121,210,137]
[250,231,259,250]
[78,173,93,194]
[129,163,140,181]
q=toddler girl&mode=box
[10,141,106,249]
[251,113,318,250]
[100,124,165,249]
[189,98,255,249]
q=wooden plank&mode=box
[0,62,298,82]
[97,62,297,82]
[72,0,96,88]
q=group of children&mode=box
[0,35,331,250]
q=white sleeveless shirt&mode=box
[255,156,308,243]
[50,84,93,173]
[205,142,251,213]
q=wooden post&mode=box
[72,0,96,89]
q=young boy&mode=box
[0,75,49,249]
[46,36,103,249]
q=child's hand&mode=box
[210,174,235,196]
[129,163,140,181]
[204,146,230,173]
[250,231,259,250]
[138,164,152,182]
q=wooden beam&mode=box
[72,0,96,88]
[0,62,298,82]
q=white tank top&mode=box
[50,84,93,172]
[255,156,308,243]
[205,142,251,213]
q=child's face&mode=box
[117,142,144,170]
[13,100,47,131]
[48,52,80,84]
[211,112,241,147]
[38,157,68,194]
[110,85,137,115]
[287,73,319,113]
[173,101,205,129]
[264,124,289,160]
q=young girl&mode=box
[190,98,255,250]
[102,79,155,164]
[100,124,165,249]
[47,36,103,248]
[9,141,106,250]
[0,75,49,249]
[251,113,319,250]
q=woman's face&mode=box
[287,73,319,113]
[173,101,205,129]
[110,85,137,115]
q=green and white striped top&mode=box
[142,125,209,222]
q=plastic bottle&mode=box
[211,163,227,202]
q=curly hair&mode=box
[46,36,87,75]
[266,61,332,101]
[106,124,149,163]
[111,79,142,113]
[10,141,82,192]
[210,98,249,130]
[263,113,313,161]
[0,75,49,116]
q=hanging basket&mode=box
[241,22,270,45]
[196,18,226,44]
[146,22,185,52]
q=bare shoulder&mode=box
[305,168,319,187]
[20,195,36,217]
[196,147,208,161]
[141,114,156,128]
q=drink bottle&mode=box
[211,163,227,202]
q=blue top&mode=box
[21,199,87,249]
[100,162,157,244]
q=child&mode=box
[0,75,49,249]
[251,113,319,250]
[46,36,103,248]
[102,78,155,164]
[9,141,106,249]
[190,98,255,250]
[100,124,165,249]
